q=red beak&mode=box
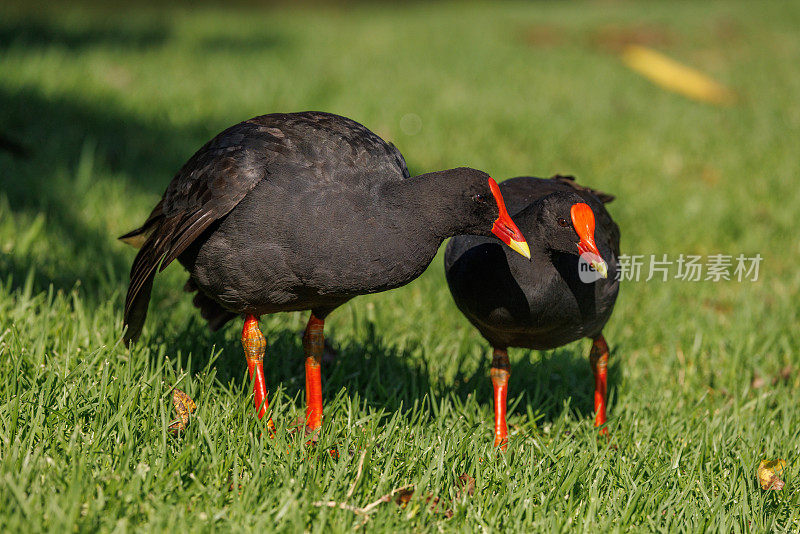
[488,178,531,259]
[570,203,608,278]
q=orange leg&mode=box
[590,334,610,434]
[303,314,325,434]
[242,315,275,433]
[490,348,511,449]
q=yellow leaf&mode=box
[758,459,786,491]
[168,388,197,435]
[621,45,735,105]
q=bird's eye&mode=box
[471,194,488,203]
[557,217,569,227]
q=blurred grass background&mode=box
[0,0,799,531]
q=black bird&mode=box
[444,175,620,446]
[120,111,531,433]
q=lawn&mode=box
[1,0,799,531]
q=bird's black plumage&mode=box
[444,175,620,350]
[122,111,507,343]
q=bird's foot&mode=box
[242,315,276,433]
[491,348,511,450]
[303,313,325,434]
[590,335,610,435]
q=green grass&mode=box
[1,0,799,531]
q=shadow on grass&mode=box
[0,15,286,57]
[453,342,622,424]
[0,83,223,298]
[0,10,287,299]
[0,18,170,52]
[157,318,441,413]
[158,313,622,427]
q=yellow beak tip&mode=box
[592,260,609,279]
[509,239,531,260]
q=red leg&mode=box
[303,314,325,434]
[590,334,610,434]
[490,348,511,449]
[242,315,275,433]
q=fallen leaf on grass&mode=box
[395,487,453,517]
[395,474,476,518]
[758,459,786,490]
[773,366,792,385]
[456,474,476,498]
[621,45,735,105]
[751,366,793,389]
[168,388,196,434]
[592,24,673,52]
[751,372,766,389]
[394,487,415,508]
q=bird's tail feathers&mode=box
[119,200,164,249]
[122,266,154,345]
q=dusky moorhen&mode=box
[121,111,531,434]
[444,174,619,446]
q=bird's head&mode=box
[529,191,608,279]
[446,168,530,259]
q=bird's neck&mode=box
[381,170,471,242]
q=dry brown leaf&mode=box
[773,366,792,386]
[455,474,476,499]
[396,474,476,519]
[758,459,786,491]
[394,487,415,507]
[168,388,196,434]
[592,24,673,53]
[753,366,792,389]
[751,372,766,389]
